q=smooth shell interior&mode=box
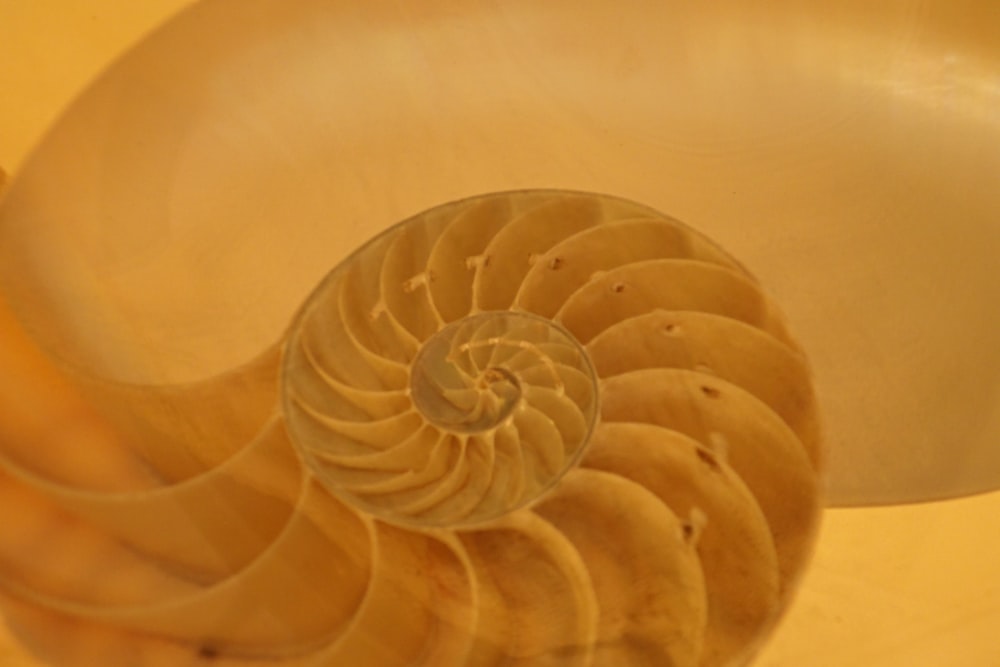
[0,189,823,666]
[2,0,996,506]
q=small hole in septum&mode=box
[198,644,219,660]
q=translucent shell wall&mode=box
[0,190,822,666]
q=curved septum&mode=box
[0,189,823,666]
[284,305,598,528]
[411,312,595,432]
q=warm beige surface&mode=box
[0,1,200,173]
[1,1,998,665]
[0,5,187,664]
[3,0,999,506]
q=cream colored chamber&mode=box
[0,1,998,665]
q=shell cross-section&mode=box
[0,189,823,667]
[277,189,823,665]
[285,308,598,527]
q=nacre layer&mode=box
[0,190,822,666]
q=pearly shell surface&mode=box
[0,190,822,666]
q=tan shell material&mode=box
[0,190,822,666]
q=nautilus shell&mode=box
[0,190,822,666]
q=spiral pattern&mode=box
[0,190,822,667]
[286,305,597,527]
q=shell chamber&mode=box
[0,190,823,666]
